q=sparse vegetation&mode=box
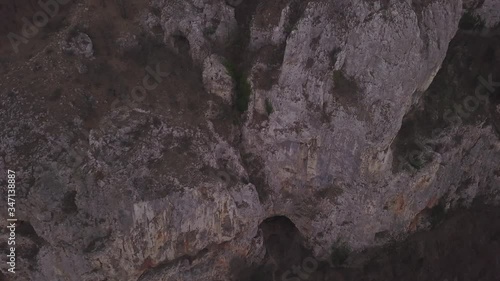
[408,150,426,170]
[332,70,346,85]
[330,239,351,266]
[459,11,485,31]
[265,98,273,115]
[203,26,217,37]
[223,60,251,113]
[217,103,242,125]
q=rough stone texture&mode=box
[116,33,141,55]
[61,32,94,58]
[151,0,238,64]
[242,0,465,256]
[473,0,500,27]
[1,0,500,280]
[202,54,234,104]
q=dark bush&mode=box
[223,60,251,113]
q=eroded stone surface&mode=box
[61,32,94,58]
[202,54,234,104]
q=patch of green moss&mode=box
[408,150,426,170]
[223,60,252,113]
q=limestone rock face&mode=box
[472,0,500,27]
[2,0,500,280]
[151,0,238,63]
[202,54,234,104]
[243,0,463,252]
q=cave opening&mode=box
[260,216,307,268]
[237,216,313,281]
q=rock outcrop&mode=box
[202,54,234,104]
[61,31,94,58]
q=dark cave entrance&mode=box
[232,216,313,281]
[259,215,308,269]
